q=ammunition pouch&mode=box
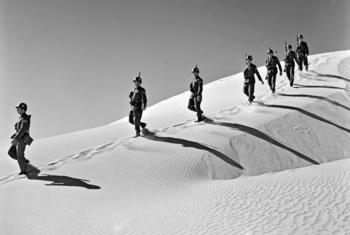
[23,133,34,146]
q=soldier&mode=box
[129,74,147,137]
[8,103,33,174]
[188,65,204,122]
[284,44,299,87]
[243,55,264,103]
[265,48,283,94]
[296,34,309,71]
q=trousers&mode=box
[8,141,27,171]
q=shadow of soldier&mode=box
[203,118,319,165]
[25,164,100,190]
[279,93,350,111]
[309,70,350,83]
[143,131,244,170]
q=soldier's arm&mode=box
[142,90,147,108]
[277,58,282,73]
[13,119,29,140]
[305,42,309,55]
[129,91,135,105]
[254,67,263,81]
[197,80,203,96]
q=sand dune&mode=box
[0,51,349,234]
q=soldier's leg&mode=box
[304,56,308,70]
[194,97,203,120]
[267,73,273,91]
[16,141,27,172]
[271,73,277,92]
[8,144,17,160]
[133,110,142,134]
[290,65,295,86]
[298,56,303,71]
[248,83,255,102]
[243,83,249,97]
[285,66,290,81]
[187,97,196,112]
[138,111,146,129]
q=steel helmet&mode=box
[133,72,142,83]
[288,44,293,49]
[191,65,199,73]
[267,48,274,54]
[298,34,303,39]
[16,102,27,111]
[245,55,253,61]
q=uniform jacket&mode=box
[190,76,203,97]
[284,51,299,66]
[130,86,147,111]
[265,55,282,73]
[243,63,262,84]
[11,113,31,141]
[296,41,309,55]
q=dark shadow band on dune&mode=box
[143,132,244,170]
[309,70,350,82]
[279,93,350,111]
[26,167,100,189]
[294,83,348,91]
[255,102,350,133]
[204,119,319,165]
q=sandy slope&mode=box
[0,51,349,235]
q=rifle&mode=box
[284,41,287,53]
[297,35,299,47]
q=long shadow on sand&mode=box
[26,166,100,189]
[143,132,244,170]
[254,102,350,133]
[309,70,350,83]
[279,93,350,111]
[294,83,348,91]
[203,119,319,165]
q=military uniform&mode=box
[284,49,299,86]
[243,63,263,102]
[8,112,32,172]
[188,75,203,121]
[265,55,282,93]
[129,86,147,135]
[296,40,309,71]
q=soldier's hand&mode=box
[142,106,146,111]
[11,139,18,145]
[196,96,202,102]
[261,80,264,85]
[279,71,283,76]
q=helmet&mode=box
[245,55,253,61]
[16,102,27,111]
[133,76,142,83]
[191,65,199,73]
[267,48,274,54]
[133,72,142,83]
[298,34,303,39]
[288,44,293,49]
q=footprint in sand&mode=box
[292,125,311,134]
